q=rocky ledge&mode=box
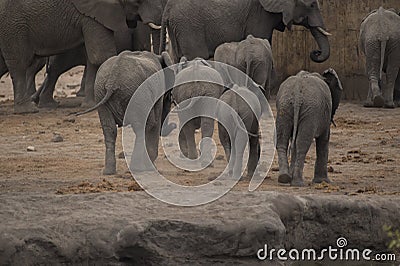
[0,192,399,265]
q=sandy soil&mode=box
[0,68,399,197]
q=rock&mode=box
[51,134,64,143]
[0,192,399,264]
[63,117,76,123]
[26,146,36,152]
[118,152,126,159]
[215,155,225,161]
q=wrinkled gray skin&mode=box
[0,0,165,114]
[31,22,155,109]
[276,69,343,187]
[77,51,173,175]
[172,57,224,165]
[217,85,263,179]
[161,0,331,63]
[214,35,275,99]
[360,7,400,108]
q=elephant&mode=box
[360,7,400,108]
[276,69,343,187]
[160,0,331,63]
[217,85,264,179]
[31,21,155,109]
[172,57,224,165]
[0,0,166,114]
[77,51,173,175]
[214,35,275,99]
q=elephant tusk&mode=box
[148,23,162,30]
[317,27,332,36]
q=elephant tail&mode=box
[379,39,387,82]
[75,89,114,116]
[232,110,258,138]
[290,91,301,157]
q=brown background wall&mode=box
[271,0,400,100]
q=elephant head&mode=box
[71,0,165,32]
[259,0,331,63]
[322,68,343,122]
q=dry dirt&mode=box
[0,67,399,197]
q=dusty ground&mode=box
[0,67,399,197]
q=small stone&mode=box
[52,134,64,143]
[271,167,279,172]
[38,131,46,135]
[118,152,126,159]
[216,155,225,161]
[63,117,76,123]
[27,146,36,152]
[327,166,334,173]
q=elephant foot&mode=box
[312,177,331,184]
[80,99,96,109]
[278,173,292,184]
[384,102,395,109]
[291,178,305,187]
[103,167,117,175]
[38,98,59,109]
[14,102,39,114]
[363,100,375,108]
[372,95,384,107]
[394,100,400,107]
[76,88,86,97]
[31,92,40,104]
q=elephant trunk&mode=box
[310,27,331,63]
[151,29,161,55]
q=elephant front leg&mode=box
[98,106,117,175]
[276,117,292,184]
[313,131,331,184]
[364,78,384,107]
[394,71,400,107]
[81,62,97,108]
[8,63,38,114]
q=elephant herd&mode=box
[0,0,398,186]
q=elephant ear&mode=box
[258,0,295,29]
[71,0,128,32]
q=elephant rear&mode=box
[276,70,342,186]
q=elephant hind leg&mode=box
[276,115,292,184]
[247,135,260,178]
[98,106,117,175]
[383,62,400,108]
[291,127,313,187]
[313,129,330,184]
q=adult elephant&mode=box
[360,7,400,108]
[0,0,165,114]
[160,0,331,63]
[31,22,155,108]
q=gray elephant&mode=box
[214,35,275,99]
[172,57,224,165]
[360,7,400,108]
[217,85,264,179]
[77,51,173,175]
[31,22,155,109]
[161,0,331,63]
[276,69,343,187]
[0,0,166,114]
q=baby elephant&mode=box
[172,57,224,165]
[78,51,173,175]
[276,69,343,187]
[214,35,274,99]
[217,85,263,179]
